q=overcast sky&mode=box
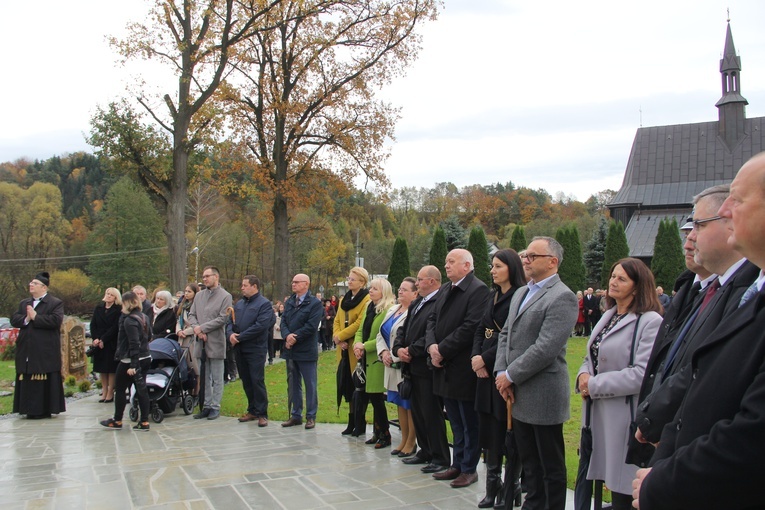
[2,0,764,201]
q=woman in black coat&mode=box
[470,249,526,508]
[151,290,177,339]
[91,287,122,402]
[101,291,152,430]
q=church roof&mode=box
[625,208,690,258]
[610,116,765,208]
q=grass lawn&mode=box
[0,337,600,492]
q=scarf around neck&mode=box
[340,288,369,312]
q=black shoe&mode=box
[100,418,122,429]
[133,421,150,431]
[421,463,448,474]
[375,431,392,449]
[364,434,378,445]
[398,448,417,458]
[402,455,429,465]
[194,408,211,419]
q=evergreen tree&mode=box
[388,237,411,291]
[86,177,168,291]
[584,216,608,286]
[651,218,686,289]
[467,226,491,286]
[429,226,448,281]
[557,225,586,292]
[441,215,467,250]
[601,220,630,288]
[509,225,527,252]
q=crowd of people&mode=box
[10,153,765,508]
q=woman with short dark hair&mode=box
[575,258,663,509]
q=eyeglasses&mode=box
[291,280,308,284]
[520,253,555,262]
[691,215,722,230]
[398,287,415,292]
[201,273,215,279]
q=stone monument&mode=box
[61,316,88,380]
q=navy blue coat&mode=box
[280,291,323,362]
[226,292,275,351]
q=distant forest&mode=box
[0,152,616,315]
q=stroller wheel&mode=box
[182,395,195,415]
[152,407,164,423]
[129,405,139,422]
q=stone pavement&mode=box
[0,395,578,509]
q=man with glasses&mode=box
[494,237,578,510]
[633,156,765,508]
[635,184,759,446]
[184,266,232,420]
[280,274,323,429]
[11,271,66,419]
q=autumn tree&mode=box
[226,0,440,298]
[651,218,685,290]
[388,237,411,291]
[429,226,448,281]
[0,182,71,313]
[92,0,283,292]
[601,220,630,288]
[467,226,491,286]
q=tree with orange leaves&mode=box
[223,0,440,298]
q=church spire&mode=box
[716,20,748,150]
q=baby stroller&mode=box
[129,336,196,423]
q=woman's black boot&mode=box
[341,413,354,435]
[477,464,501,508]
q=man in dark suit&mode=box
[633,152,765,509]
[582,287,600,335]
[279,273,323,430]
[425,249,490,488]
[11,271,66,418]
[393,265,450,472]
[636,184,759,445]
[132,285,154,323]
[495,237,578,510]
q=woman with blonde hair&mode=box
[377,276,418,456]
[91,287,122,403]
[353,277,396,445]
[100,291,151,430]
[333,266,371,435]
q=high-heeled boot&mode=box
[477,464,502,508]
[341,413,355,435]
[495,455,522,508]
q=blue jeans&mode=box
[443,397,480,474]
[286,359,317,420]
[236,343,268,417]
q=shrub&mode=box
[78,380,91,393]
[65,375,77,387]
[64,388,75,398]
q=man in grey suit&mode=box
[494,237,578,510]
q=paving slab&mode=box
[0,395,578,508]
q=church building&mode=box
[608,22,764,260]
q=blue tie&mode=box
[739,281,759,308]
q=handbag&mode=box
[397,371,413,399]
[352,354,366,389]
[624,314,655,467]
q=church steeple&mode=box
[716,20,748,150]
